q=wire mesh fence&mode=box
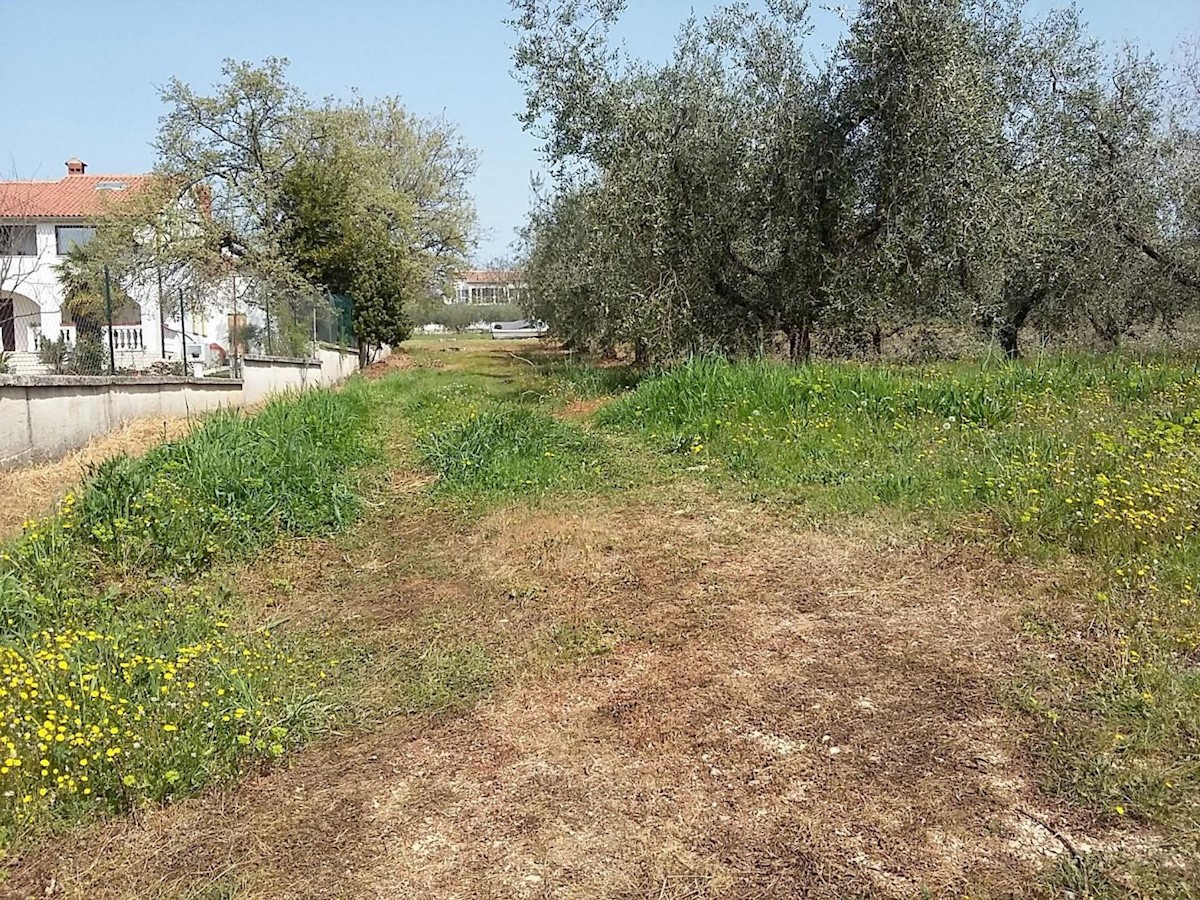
[244,288,356,358]
[1,283,358,379]
[315,293,357,349]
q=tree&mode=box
[513,0,1199,360]
[54,243,141,374]
[155,59,477,364]
[279,97,476,361]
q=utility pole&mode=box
[102,266,116,375]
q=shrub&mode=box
[37,337,69,375]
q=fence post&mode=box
[179,287,187,369]
[265,292,273,355]
[103,266,116,376]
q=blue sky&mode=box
[1,0,1196,261]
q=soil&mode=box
[3,490,1138,900]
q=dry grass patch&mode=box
[552,396,613,421]
[7,490,1168,898]
[363,352,445,380]
[0,415,195,541]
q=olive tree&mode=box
[514,0,1196,360]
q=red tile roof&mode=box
[460,268,523,285]
[0,174,156,219]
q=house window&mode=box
[0,224,37,256]
[55,226,96,255]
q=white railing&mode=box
[32,325,144,353]
[108,326,145,352]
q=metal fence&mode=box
[1,279,358,379]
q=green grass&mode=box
[394,642,494,716]
[11,341,1200,891]
[537,356,651,399]
[380,375,632,500]
[0,388,377,844]
[602,353,1200,845]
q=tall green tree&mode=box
[154,59,477,363]
[279,98,477,362]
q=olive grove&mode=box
[513,0,1200,359]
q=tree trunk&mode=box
[787,321,812,363]
[634,337,648,365]
[997,320,1020,359]
[870,323,883,358]
[997,300,1035,360]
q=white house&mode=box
[0,158,232,375]
[452,268,525,305]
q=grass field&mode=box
[2,341,1198,898]
[603,356,1200,841]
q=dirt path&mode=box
[5,490,1130,899]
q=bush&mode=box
[37,337,69,375]
[411,301,525,333]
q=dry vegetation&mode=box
[2,341,1194,898]
[1,484,1167,899]
[0,416,196,542]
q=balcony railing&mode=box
[109,325,145,352]
[52,325,145,352]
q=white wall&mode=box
[0,344,375,468]
[241,355,322,405]
[1,376,242,467]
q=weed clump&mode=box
[0,388,374,843]
[409,384,615,496]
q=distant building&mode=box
[453,268,524,305]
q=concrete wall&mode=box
[0,344,374,468]
[0,376,242,467]
[241,355,323,405]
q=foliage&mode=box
[410,300,524,333]
[36,337,69,375]
[0,388,375,841]
[0,352,10,375]
[154,59,477,362]
[512,0,1200,360]
[603,354,1200,836]
[402,382,615,497]
[53,244,139,375]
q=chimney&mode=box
[65,157,87,176]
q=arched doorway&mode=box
[0,291,40,352]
